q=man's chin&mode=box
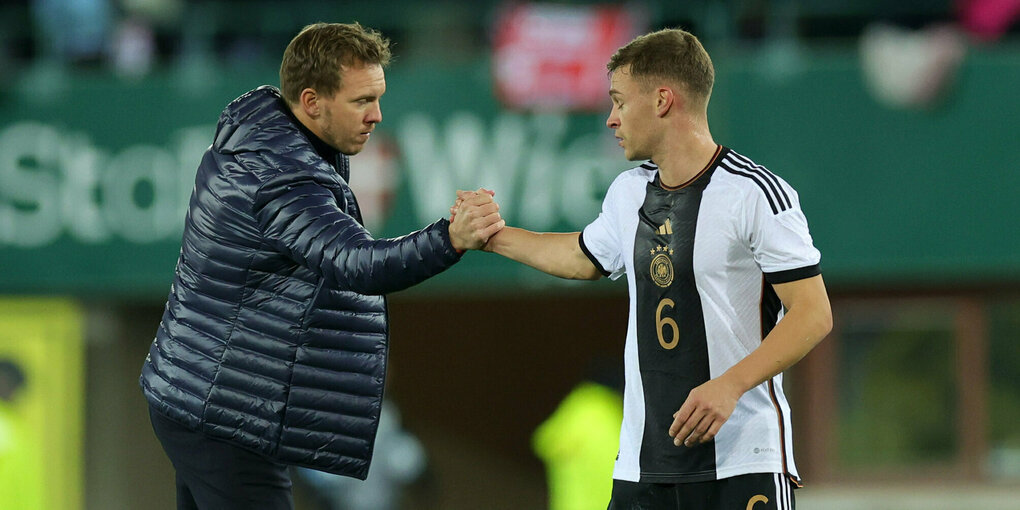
[623,146,652,161]
[340,143,366,156]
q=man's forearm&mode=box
[485,227,601,280]
[721,298,832,393]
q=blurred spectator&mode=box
[958,0,1020,41]
[111,15,156,77]
[0,358,26,404]
[860,0,1020,109]
[0,358,37,509]
[111,0,183,77]
[294,400,428,510]
[859,21,966,109]
[31,0,113,67]
[532,359,623,510]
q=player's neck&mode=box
[654,128,717,188]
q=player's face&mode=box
[316,63,386,156]
[606,65,656,161]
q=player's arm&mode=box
[668,274,832,447]
[484,227,603,280]
[453,190,603,280]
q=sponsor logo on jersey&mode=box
[656,218,673,235]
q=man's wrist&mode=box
[441,218,466,254]
[719,368,755,396]
[482,227,507,253]
[450,235,466,254]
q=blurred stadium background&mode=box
[0,0,1018,509]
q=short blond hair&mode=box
[608,29,714,105]
[279,22,392,104]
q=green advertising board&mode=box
[1,49,1017,296]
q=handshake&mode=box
[447,188,505,252]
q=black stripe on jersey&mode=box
[720,159,782,215]
[578,231,611,277]
[640,161,658,170]
[729,152,792,210]
[767,380,790,477]
[633,167,718,483]
[761,276,783,339]
[764,264,821,285]
[761,277,791,479]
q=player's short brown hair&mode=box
[608,29,714,106]
[279,22,392,104]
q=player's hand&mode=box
[448,188,504,251]
[668,376,743,447]
[449,188,495,223]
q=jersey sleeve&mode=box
[745,181,821,285]
[580,181,626,280]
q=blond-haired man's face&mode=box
[316,63,386,155]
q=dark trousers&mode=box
[149,406,294,510]
[608,473,796,510]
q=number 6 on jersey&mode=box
[655,298,679,349]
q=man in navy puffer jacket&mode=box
[139,22,504,510]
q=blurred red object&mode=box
[958,0,1020,41]
[492,3,645,112]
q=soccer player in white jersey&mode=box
[462,28,832,509]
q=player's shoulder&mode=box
[607,161,658,192]
[712,148,798,214]
[599,162,657,207]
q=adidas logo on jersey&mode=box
[656,219,673,235]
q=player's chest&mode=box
[623,182,742,284]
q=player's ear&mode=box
[299,88,320,118]
[656,87,675,118]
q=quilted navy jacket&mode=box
[140,86,461,479]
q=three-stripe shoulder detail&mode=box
[719,153,792,215]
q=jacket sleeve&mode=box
[253,172,462,295]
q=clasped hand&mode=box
[448,188,505,251]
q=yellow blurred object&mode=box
[532,382,623,510]
[0,399,34,509]
[0,298,84,510]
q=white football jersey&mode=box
[580,146,821,483]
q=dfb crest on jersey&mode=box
[649,245,674,288]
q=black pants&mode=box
[608,473,796,510]
[149,406,293,510]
